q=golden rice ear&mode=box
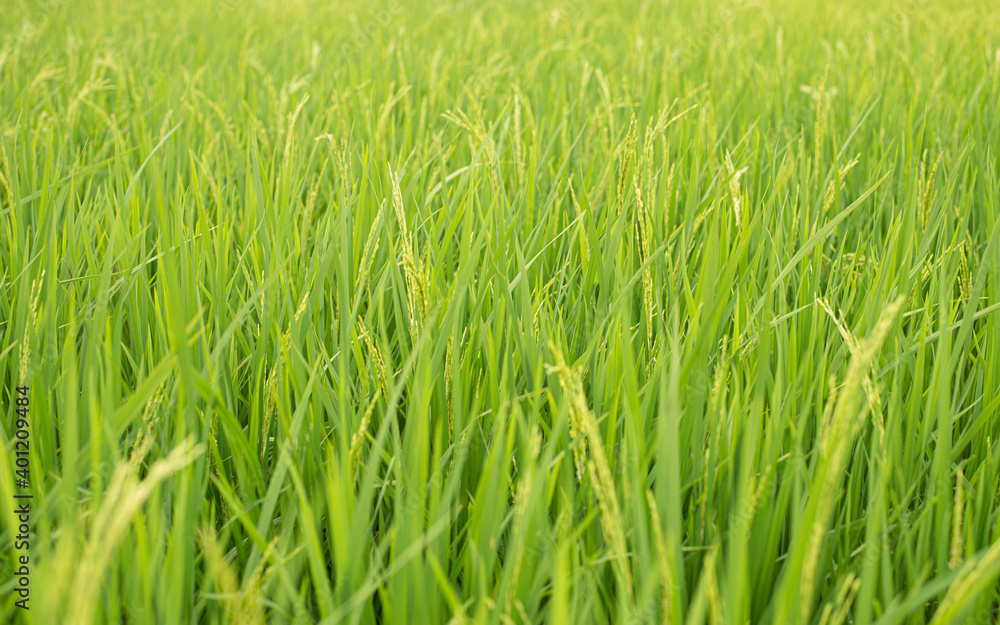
[388,164,429,341]
[949,466,965,571]
[65,439,205,625]
[18,270,45,383]
[349,386,382,481]
[930,534,1000,625]
[799,296,904,624]
[547,343,635,613]
[646,489,675,625]
[725,150,748,232]
[616,114,638,212]
[355,200,385,295]
[197,527,241,623]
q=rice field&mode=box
[1,0,999,623]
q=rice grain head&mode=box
[389,164,429,340]
[800,296,904,624]
[18,270,44,384]
[646,490,674,625]
[350,387,382,481]
[355,201,385,295]
[66,438,205,625]
[949,466,965,569]
[724,151,748,231]
[929,535,1000,625]
[547,344,635,612]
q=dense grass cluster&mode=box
[1,0,1000,623]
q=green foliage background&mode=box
[1,0,999,623]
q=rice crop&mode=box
[1,0,999,623]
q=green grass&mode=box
[1,0,999,623]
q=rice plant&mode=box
[1,0,999,623]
